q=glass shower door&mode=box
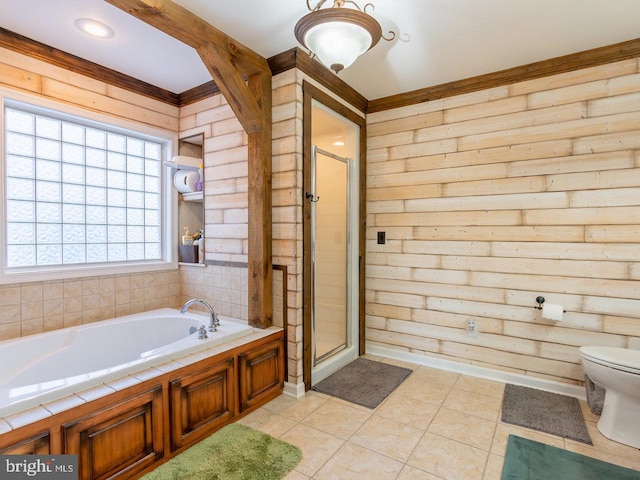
[311,146,349,364]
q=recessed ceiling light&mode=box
[74,18,115,39]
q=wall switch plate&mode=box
[377,231,386,244]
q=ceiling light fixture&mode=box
[74,18,115,39]
[294,0,395,74]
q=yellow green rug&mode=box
[502,435,640,480]
[141,423,302,480]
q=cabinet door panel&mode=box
[239,339,284,412]
[170,357,235,450]
[63,387,163,480]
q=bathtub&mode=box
[0,308,253,418]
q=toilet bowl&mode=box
[579,346,640,448]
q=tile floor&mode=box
[238,356,640,480]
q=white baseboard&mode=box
[283,381,306,399]
[366,343,587,401]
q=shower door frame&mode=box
[302,81,367,391]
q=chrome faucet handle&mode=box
[213,312,220,327]
[208,321,217,333]
[197,325,208,339]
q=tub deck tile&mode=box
[76,384,117,403]
[5,406,52,430]
[154,360,185,373]
[176,353,207,366]
[43,394,86,415]
[132,367,164,382]
[0,418,12,434]
[106,375,142,392]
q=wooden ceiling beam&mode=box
[197,42,263,134]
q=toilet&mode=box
[579,346,640,448]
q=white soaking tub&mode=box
[0,308,253,417]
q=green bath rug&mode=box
[502,435,640,480]
[141,423,302,480]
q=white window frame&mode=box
[0,90,178,284]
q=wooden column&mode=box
[107,0,273,328]
[247,73,273,328]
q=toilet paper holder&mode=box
[533,296,566,312]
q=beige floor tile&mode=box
[454,376,505,399]
[411,366,460,387]
[442,388,502,422]
[394,378,453,406]
[301,398,371,439]
[280,424,344,477]
[428,407,496,451]
[262,391,329,422]
[376,393,440,430]
[313,442,404,480]
[409,432,488,480]
[396,464,444,479]
[491,423,565,456]
[329,395,379,413]
[237,407,297,438]
[259,367,640,479]
[283,470,310,480]
[350,415,424,462]
[579,399,601,423]
[482,454,505,480]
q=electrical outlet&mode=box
[467,319,479,338]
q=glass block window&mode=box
[4,102,164,269]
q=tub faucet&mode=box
[180,299,217,332]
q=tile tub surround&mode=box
[241,356,640,480]
[0,271,181,342]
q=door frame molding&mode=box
[302,81,367,391]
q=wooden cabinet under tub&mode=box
[169,356,235,450]
[238,338,285,412]
[63,386,164,480]
[0,329,284,480]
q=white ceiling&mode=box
[1,0,639,101]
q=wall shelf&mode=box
[181,191,203,202]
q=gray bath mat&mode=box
[501,384,592,444]
[312,358,412,409]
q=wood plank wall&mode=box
[178,96,250,320]
[366,58,640,385]
[271,69,303,384]
[180,95,249,264]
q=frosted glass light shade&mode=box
[295,7,383,73]
[304,21,372,72]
